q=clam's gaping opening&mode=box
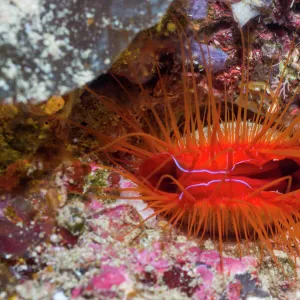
[88,31,300,261]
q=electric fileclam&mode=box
[89,33,300,264]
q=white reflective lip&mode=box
[179,179,253,200]
[171,155,254,174]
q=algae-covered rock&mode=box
[57,201,86,236]
[0,134,21,172]
[0,105,36,172]
[0,0,173,102]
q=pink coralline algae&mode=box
[0,195,54,257]
[196,251,257,274]
[135,249,170,273]
[91,266,126,290]
[0,218,53,256]
[62,202,269,299]
[10,187,291,300]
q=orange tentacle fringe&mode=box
[87,28,300,270]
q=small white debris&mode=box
[104,58,111,65]
[50,234,61,244]
[0,292,8,299]
[204,239,215,250]
[35,245,42,253]
[52,291,69,300]
[74,216,83,224]
[273,250,288,260]
[176,235,187,243]
[39,232,45,239]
